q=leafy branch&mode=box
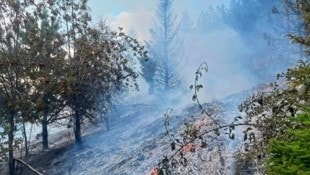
[154,62,259,174]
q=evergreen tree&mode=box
[180,11,193,33]
[289,0,310,57]
[146,0,182,94]
[196,5,226,33]
[220,0,303,81]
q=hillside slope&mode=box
[20,90,252,175]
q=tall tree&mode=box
[54,0,92,148]
[180,11,193,33]
[145,0,182,94]
[287,0,310,57]
[197,5,225,33]
[54,0,146,148]
[0,0,37,174]
[221,0,303,81]
[22,2,68,150]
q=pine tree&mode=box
[196,5,225,32]
[180,11,193,33]
[146,0,182,94]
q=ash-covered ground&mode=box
[16,90,252,175]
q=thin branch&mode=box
[192,62,219,125]
[167,123,257,162]
[14,158,43,175]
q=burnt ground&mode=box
[3,104,169,175]
[1,91,249,175]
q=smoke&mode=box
[95,5,260,102]
[102,3,291,103]
[111,10,153,41]
[179,25,256,101]
[55,1,303,173]
[84,1,304,120]
[89,0,300,102]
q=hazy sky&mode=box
[87,0,256,100]
[88,0,227,40]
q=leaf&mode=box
[235,116,243,120]
[244,143,249,152]
[244,133,248,141]
[170,142,176,151]
[230,133,235,140]
[171,159,177,168]
[190,146,196,152]
[249,132,256,142]
[179,157,187,166]
[229,124,235,130]
[201,141,207,148]
[214,129,220,136]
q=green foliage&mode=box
[236,61,310,174]
[285,61,310,100]
[263,3,310,172]
[266,112,310,175]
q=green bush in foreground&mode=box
[267,111,310,175]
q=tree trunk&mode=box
[9,112,15,175]
[22,121,29,156]
[74,108,82,148]
[104,115,110,131]
[42,109,49,150]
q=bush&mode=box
[267,111,310,175]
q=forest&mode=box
[0,0,309,175]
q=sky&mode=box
[88,0,227,41]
